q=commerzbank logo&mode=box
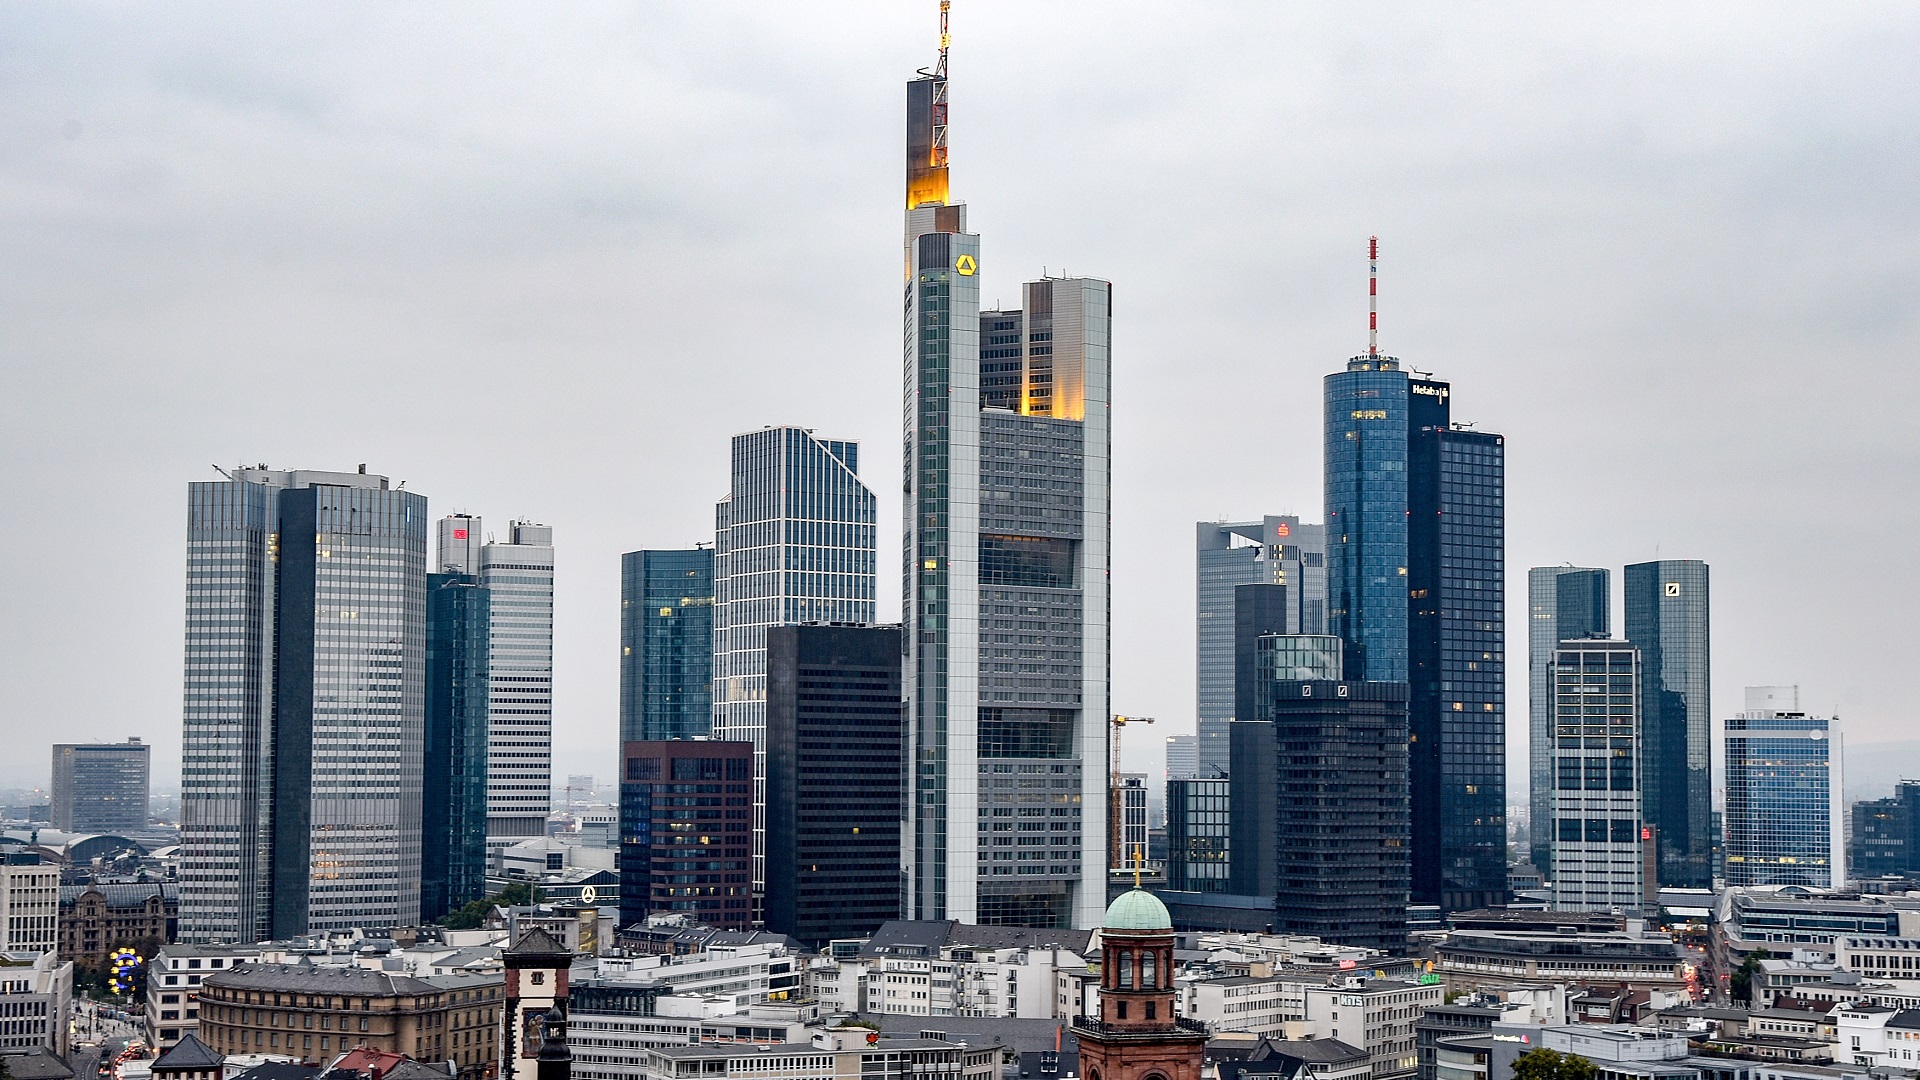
[955,254,977,276]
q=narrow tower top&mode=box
[906,2,952,209]
[1368,235,1380,358]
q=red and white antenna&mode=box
[1368,235,1380,358]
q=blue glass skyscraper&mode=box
[619,548,714,743]
[1725,687,1843,888]
[1626,559,1712,888]
[423,572,489,921]
[1324,246,1505,912]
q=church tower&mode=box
[1073,889,1207,1080]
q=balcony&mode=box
[1071,1016,1209,1039]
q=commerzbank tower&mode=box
[900,3,1112,929]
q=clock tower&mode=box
[1072,889,1207,1080]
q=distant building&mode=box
[619,549,715,743]
[148,1033,224,1080]
[50,740,150,835]
[57,882,177,967]
[618,741,754,931]
[197,964,502,1080]
[762,624,903,948]
[1196,518,1328,778]
[1303,980,1442,1080]
[1625,559,1712,890]
[423,570,491,923]
[1526,567,1609,872]
[644,1032,1001,1080]
[0,854,57,955]
[1230,649,1409,953]
[144,945,264,1049]
[1724,687,1843,888]
[1435,927,1690,997]
[0,948,71,1057]
[1166,778,1229,894]
[1165,736,1198,783]
[1852,785,1919,880]
[1549,639,1646,914]
[1115,775,1151,870]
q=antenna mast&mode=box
[1368,235,1380,358]
[932,1,950,171]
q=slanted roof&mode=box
[1,1049,77,1080]
[1264,1038,1368,1065]
[504,927,573,960]
[154,1034,225,1071]
[226,1064,321,1080]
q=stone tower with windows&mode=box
[1073,889,1206,1080]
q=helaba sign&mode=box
[1411,382,1449,403]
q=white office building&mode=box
[479,521,555,853]
[1550,639,1646,914]
[0,856,58,955]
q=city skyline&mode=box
[3,5,1914,805]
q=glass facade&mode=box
[1166,777,1229,893]
[50,741,149,835]
[713,426,876,904]
[1325,360,1410,683]
[1549,639,1643,913]
[480,522,555,852]
[179,468,427,944]
[618,548,714,743]
[1230,679,1410,952]
[422,573,489,922]
[1725,706,1843,887]
[1526,567,1609,871]
[618,740,753,931]
[1256,633,1344,682]
[1195,517,1327,776]
[1851,784,1919,878]
[762,624,902,948]
[1164,735,1197,782]
[1625,559,1712,888]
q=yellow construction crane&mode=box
[1109,714,1154,869]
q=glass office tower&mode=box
[713,426,877,902]
[901,54,1111,929]
[423,572,489,921]
[1166,777,1230,893]
[1624,559,1711,888]
[179,466,427,943]
[1196,517,1327,776]
[1527,567,1610,871]
[1326,344,1506,910]
[1549,639,1644,914]
[1725,686,1843,887]
[50,740,150,835]
[619,548,715,743]
[480,521,555,854]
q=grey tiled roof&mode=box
[206,963,500,997]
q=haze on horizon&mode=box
[2,3,1915,801]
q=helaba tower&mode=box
[902,4,1112,929]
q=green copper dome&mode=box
[1103,888,1172,931]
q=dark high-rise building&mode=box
[1232,584,1291,731]
[762,624,903,947]
[422,573,490,922]
[1526,567,1610,871]
[1196,517,1328,776]
[179,467,428,943]
[1166,777,1229,893]
[1852,785,1920,879]
[901,30,1111,929]
[1229,637,1408,952]
[618,740,753,931]
[1324,243,1505,912]
[50,740,150,835]
[1625,559,1711,888]
[619,549,715,743]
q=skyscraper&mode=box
[179,466,427,943]
[619,548,715,743]
[762,623,903,947]
[713,425,877,903]
[423,571,490,922]
[50,740,149,835]
[901,26,1112,927]
[1324,241,1505,911]
[1229,637,1409,952]
[1164,735,1197,783]
[1526,567,1609,872]
[481,521,555,854]
[1165,777,1229,893]
[1725,686,1843,888]
[1195,517,1327,775]
[1549,638,1644,913]
[1624,559,1711,888]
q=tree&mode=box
[439,882,543,930]
[1731,948,1773,1004]
[1512,1048,1597,1080]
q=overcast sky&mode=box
[3,3,1915,803]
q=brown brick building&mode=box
[59,883,176,968]
[197,964,502,1080]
